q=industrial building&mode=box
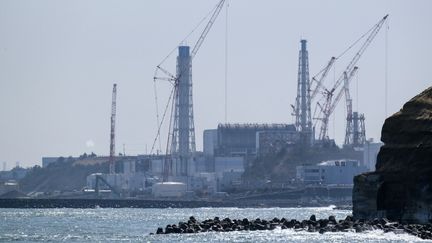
[363,140,383,171]
[86,172,147,194]
[296,159,367,185]
[214,156,244,175]
[201,123,300,191]
[152,182,187,198]
[0,180,20,197]
[204,123,297,158]
[256,129,299,155]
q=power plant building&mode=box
[204,123,297,158]
[296,159,367,185]
[363,140,383,171]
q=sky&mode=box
[0,0,431,168]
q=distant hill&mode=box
[20,157,109,193]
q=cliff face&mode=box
[353,87,432,224]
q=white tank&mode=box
[152,182,187,198]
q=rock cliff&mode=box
[353,87,432,224]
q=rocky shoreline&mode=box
[154,215,432,240]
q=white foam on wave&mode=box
[268,228,430,243]
[161,228,431,243]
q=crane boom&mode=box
[329,68,358,115]
[330,15,388,102]
[343,71,353,124]
[191,0,226,59]
[317,14,388,141]
[310,57,336,101]
[154,0,225,82]
[156,65,177,81]
[109,83,117,174]
[319,67,358,140]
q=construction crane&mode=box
[297,56,335,136]
[316,14,388,141]
[343,71,354,145]
[344,73,366,146]
[109,83,117,174]
[318,67,358,140]
[310,57,336,101]
[343,72,353,134]
[151,0,226,181]
[154,0,226,82]
[191,0,225,59]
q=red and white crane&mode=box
[109,83,117,174]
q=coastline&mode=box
[0,198,351,209]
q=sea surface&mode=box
[0,206,429,242]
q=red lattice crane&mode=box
[109,83,117,174]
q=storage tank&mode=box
[152,182,187,198]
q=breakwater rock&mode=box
[154,215,432,240]
[353,87,432,224]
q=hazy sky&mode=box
[0,0,431,168]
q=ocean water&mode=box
[0,206,429,242]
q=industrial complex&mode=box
[80,5,387,200]
[1,1,388,204]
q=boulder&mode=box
[353,87,432,224]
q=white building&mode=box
[152,182,187,198]
[0,180,20,196]
[363,140,383,171]
[296,159,367,185]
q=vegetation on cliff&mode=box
[20,156,108,193]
